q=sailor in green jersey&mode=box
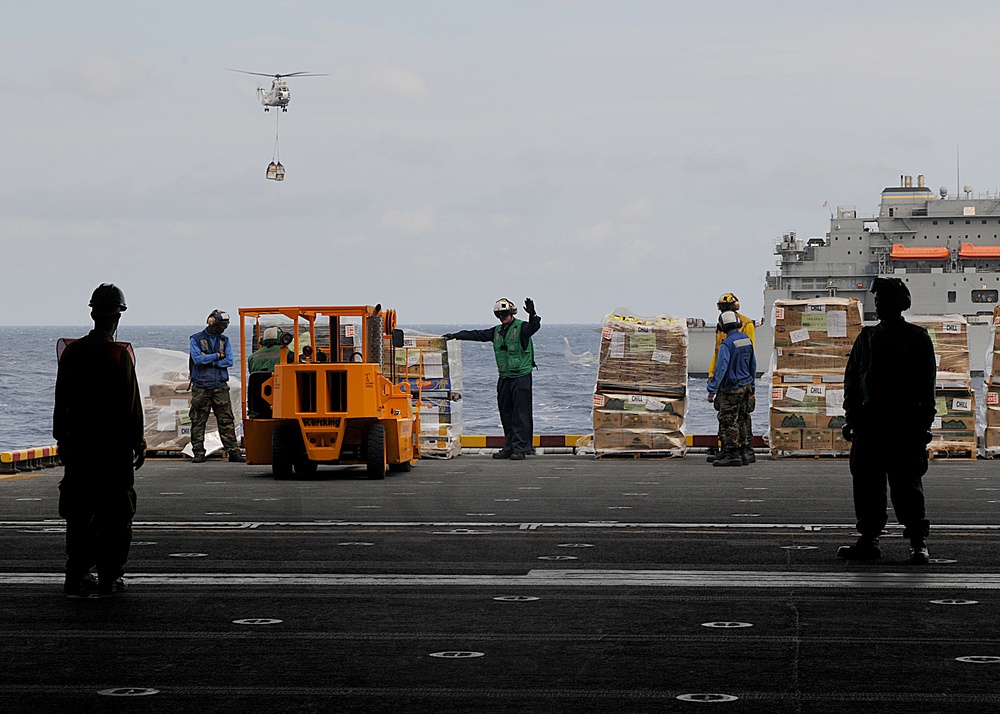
[444,297,541,460]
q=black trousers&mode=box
[59,457,136,582]
[497,373,533,454]
[849,432,930,541]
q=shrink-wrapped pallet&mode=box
[135,347,242,452]
[593,310,688,457]
[910,315,975,457]
[388,332,463,458]
[768,298,860,457]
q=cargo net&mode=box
[909,315,976,460]
[768,298,860,458]
[385,332,463,459]
[593,309,688,458]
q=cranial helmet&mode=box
[493,298,518,318]
[871,277,911,312]
[717,292,740,311]
[207,309,230,327]
[262,326,280,343]
[89,283,127,313]
[719,310,740,330]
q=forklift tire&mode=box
[271,423,304,481]
[366,423,386,480]
[388,461,412,473]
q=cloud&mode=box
[59,48,150,101]
[365,63,428,100]
[680,147,747,175]
[380,204,436,236]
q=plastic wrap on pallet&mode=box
[388,331,463,458]
[768,298,860,458]
[909,314,972,390]
[135,347,242,452]
[593,309,688,458]
[596,309,688,396]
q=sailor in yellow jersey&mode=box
[707,293,756,464]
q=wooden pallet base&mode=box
[595,450,686,460]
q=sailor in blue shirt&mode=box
[707,311,757,467]
[188,309,243,463]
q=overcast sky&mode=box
[6,1,1000,326]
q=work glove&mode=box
[841,423,854,443]
[133,446,145,471]
[524,298,536,316]
[442,333,456,340]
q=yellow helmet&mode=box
[716,292,740,311]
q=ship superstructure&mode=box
[764,174,1000,370]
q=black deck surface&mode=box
[2,453,999,713]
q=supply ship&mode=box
[690,174,1000,374]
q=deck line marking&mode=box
[4,520,1000,532]
[5,570,1000,589]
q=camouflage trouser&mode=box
[190,386,239,455]
[717,384,754,450]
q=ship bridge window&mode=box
[948,291,956,303]
[972,289,999,304]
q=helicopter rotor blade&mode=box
[278,72,329,77]
[226,68,279,78]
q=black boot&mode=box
[837,536,881,560]
[909,540,930,565]
[712,448,743,467]
[741,445,756,464]
[706,446,718,463]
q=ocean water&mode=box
[0,324,767,451]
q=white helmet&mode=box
[262,326,280,342]
[719,311,740,329]
[493,298,518,318]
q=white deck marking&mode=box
[5,570,1000,589]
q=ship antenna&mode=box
[956,143,961,200]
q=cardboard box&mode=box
[831,430,851,451]
[770,428,802,451]
[802,429,834,451]
[985,427,1000,449]
[593,410,624,430]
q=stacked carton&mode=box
[769,298,861,457]
[984,307,1000,454]
[388,333,463,458]
[910,315,976,457]
[593,310,688,457]
[136,348,241,453]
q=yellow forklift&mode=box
[238,305,419,479]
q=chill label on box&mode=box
[807,304,827,313]
[634,325,653,335]
[952,398,972,411]
[807,385,826,397]
[943,322,962,334]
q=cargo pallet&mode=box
[595,450,686,460]
[770,451,850,459]
[927,448,976,460]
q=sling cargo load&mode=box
[239,305,418,479]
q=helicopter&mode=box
[226,69,327,111]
